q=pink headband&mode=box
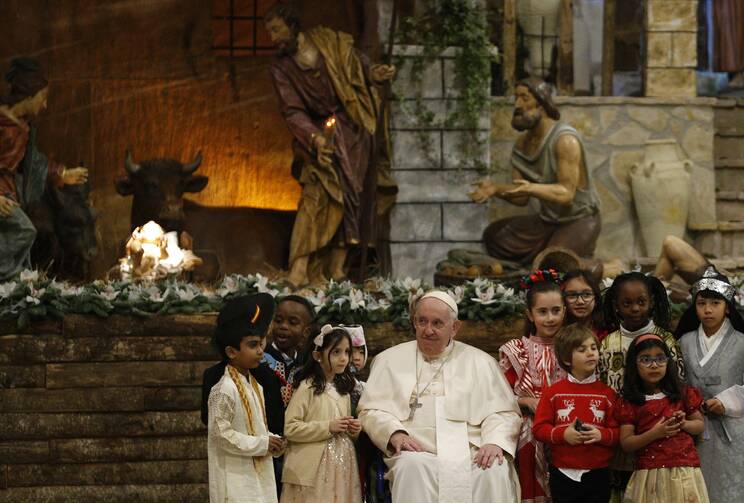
[634,333,663,346]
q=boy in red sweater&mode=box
[533,324,618,503]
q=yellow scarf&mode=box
[227,364,268,467]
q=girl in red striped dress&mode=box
[500,270,567,503]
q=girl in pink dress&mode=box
[500,270,567,503]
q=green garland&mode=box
[394,0,497,171]
[0,272,523,329]
[3,270,741,331]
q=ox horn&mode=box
[125,150,141,175]
[182,151,203,175]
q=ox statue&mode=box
[27,181,98,281]
[114,151,294,278]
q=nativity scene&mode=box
[1,0,744,502]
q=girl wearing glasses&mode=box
[675,267,744,503]
[615,333,708,503]
[598,271,683,502]
[562,269,607,342]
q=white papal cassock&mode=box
[359,340,522,503]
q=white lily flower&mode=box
[447,286,465,304]
[25,295,41,305]
[0,281,17,299]
[99,286,119,301]
[175,288,197,302]
[471,277,489,289]
[348,288,365,310]
[144,286,165,303]
[254,274,279,297]
[471,286,498,305]
[308,290,328,313]
[216,275,239,297]
[495,284,506,296]
[19,270,39,283]
[367,297,391,311]
[398,277,422,291]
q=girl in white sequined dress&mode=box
[280,325,362,503]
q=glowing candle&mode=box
[322,116,337,147]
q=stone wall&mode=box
[645,0,698,97]
[389,45,491,281]
[489,96,717,261]
[0,314,521,500]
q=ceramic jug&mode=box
[630,139,692,257]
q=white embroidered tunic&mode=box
[208,366,277,503]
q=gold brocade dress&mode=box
[280,384,362,503]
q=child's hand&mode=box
[329,416,354,434]
[268,435,285,455]
[347,418,362,434]
[518,397,540,415]
[563,424,584,445]
[704,398,725,415]
[649,416,681,440]
[580,424,602,444]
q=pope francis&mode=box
[358,291,522,502]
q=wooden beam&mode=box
[557,0,574,95]
[601,0,616,96]
[503,0,517,95]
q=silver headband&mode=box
[691,266,736,301]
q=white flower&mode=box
[367,296,391,312]
[175,287,197,302]
[24,287,45,305]
[58,282,84,296]
[144,286,165,303]
[216,276,239,297]
[0,281,17,299]
[471,277,489,289]
[19,270,39,283]
[348,288,365,310]
[398,277,422,291]
[601,277,614,290]
[447,286,465,304]
[125,287,141,302]
[333,296,347,307]
[307,290,328,313]
[254,274,279,297]
[25,295,40,305]
[471,286,498,305]
[99,285,119,301]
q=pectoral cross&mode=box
[408,396,422,421]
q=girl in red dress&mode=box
[615,334,709,503]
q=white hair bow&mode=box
[314,324,334,348]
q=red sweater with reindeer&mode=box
[532,376,619,469]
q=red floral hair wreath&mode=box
[519,268,562,291]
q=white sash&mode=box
[435,396,472,503]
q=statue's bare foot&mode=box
[329,268,348,283]
[286,270,309,290]
[602,258,628,279]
